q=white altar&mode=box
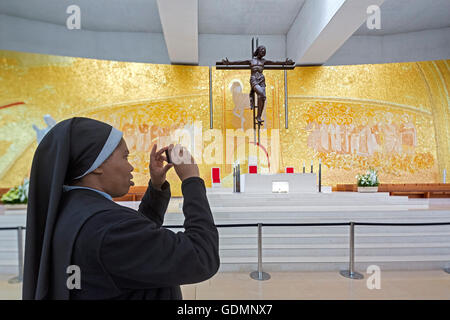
[240,173,317,194]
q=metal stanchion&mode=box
[9,226,24,283]
[209,67,213,129]
[340,222,364,280]
[318,160,322,193]
[236,164,241,193]
[250,223,270,281]
[233,166,236,193]
[284,70,288,129]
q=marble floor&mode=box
[1,270,449,300]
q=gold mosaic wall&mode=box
[0,50,448,196]
[285,61,449,185]
[0,50,210,196]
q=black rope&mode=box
[2,221,450,231]
[164,223,258,229]
[0,227,25,231]
[162,221,450,229]
[262,223,350,227]
[355,222,450,226]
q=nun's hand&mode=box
[169,144,200,182]
[150,144,173,190]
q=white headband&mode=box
[74,127,123,180]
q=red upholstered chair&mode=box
[249,165,257,174]
[286,167,294,173]
[211,167,221,187]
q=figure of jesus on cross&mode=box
[217,41,295,126]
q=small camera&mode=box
[165,149,172,164]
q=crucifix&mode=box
[216,38,295,144]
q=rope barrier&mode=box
[2,221,450,231]
[1,221,449,283]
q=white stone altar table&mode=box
[240,173,317,194]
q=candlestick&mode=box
[319,162,322,193]
[237,164,241,193]
[233,166,236,193]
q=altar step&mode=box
[206,192,401,200]
[214,232,450,244]
[206,193,429,211]
[217,243,450,257]
[162,209,450,223]
[1,259,449,274]
[206,198,418,205]
[218,256,450,272]
[163,203,450,272]
[122,193,432,212]
[208,205,428,212]
[207,187,334,194]
[1,199,449,274]
[0,260,19,275]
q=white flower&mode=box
[356,168,379,186]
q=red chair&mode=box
[286,167,294,174]
[249,165,257,174]
[211,167,221,187]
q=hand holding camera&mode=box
[166,144,199,182]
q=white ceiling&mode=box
[354,0,450,35]
[0,0,449,65]
[198,0,305,35]
[0,0,448,35]
[0,0,163,33]
[0,0,306,34]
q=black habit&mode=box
[23,117,219,300]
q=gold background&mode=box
[286,62,449,185]
[0,50,448,196]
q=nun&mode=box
[23,117,219,300]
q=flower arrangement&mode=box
[0,178,29,204]
[356,168,379,187]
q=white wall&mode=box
[326,27,450,65]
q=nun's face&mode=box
[97,138,134,197]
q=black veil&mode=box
[23,117,122,299]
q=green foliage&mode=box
[356,168,379,187]
[1,178,29,204]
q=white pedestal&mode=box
[240,173,317,194]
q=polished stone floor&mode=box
[1,270,449,300]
